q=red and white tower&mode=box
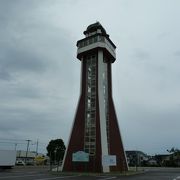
[62,22,128,172]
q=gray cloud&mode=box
[0,46,46,73]
[173,50,180,57]
[0,68,11,81]
[133,49,150,60]
[0,0,180,155]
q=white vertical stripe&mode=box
[98,50,109,173]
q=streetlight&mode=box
[14,143,17,151]
[25,140,31,165]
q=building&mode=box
[126,150,148,166]
[147,158,158,166]
[16,150,47,165]
[62,22,128,173]
[155,153,180,167]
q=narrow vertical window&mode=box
[84,55,96,156]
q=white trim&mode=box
[78,42,116,59]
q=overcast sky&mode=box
[0,0,180,155]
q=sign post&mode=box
[102,155,117,167]
[72,151,89,171]
[72,151,89,162]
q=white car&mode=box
[16,160,25,166]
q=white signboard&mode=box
[72,151,89,162]
[102,155,117,166]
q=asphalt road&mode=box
[0,166,180,180]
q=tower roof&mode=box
[83,22,107,36]
[77,22,116,62]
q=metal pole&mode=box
[36,139,39,156]
[25,140,31,165]
[15,143,17,151]
[136,151,138,171]
[50,151,52,171]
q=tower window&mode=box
[84,54,97,156]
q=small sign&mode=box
[72,151,89,162]
[102,155,117,166]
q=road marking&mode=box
[98,177,117,180]
[34,175,81,180]
[0,174,43,179]
[96,176,110,178]
[1,171,46,175]
[173,176,180,180]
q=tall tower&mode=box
[62,22,128,173]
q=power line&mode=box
[0,141,26,145]
[0,138,27,142]
[0,138,45,144]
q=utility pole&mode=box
[36,139,39,156]
[25,140,31,165]
[14,143,17,151]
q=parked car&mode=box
[16,160,25,166]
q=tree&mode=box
[46,139,66,164]
[154,154,164,166]
[167,147,180,167]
